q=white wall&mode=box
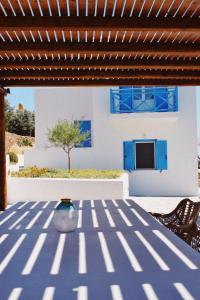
[130,87,198,196]
[25,86,198,196]
[35,87,93,148]
[7,174,128,203]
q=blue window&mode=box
[123,139,167,171]
[75,120,92,148]
[154,87,168,111]
[110,86,178,113]
[119,86,133,112]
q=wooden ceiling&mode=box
[0,0,199,87]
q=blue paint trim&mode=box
[123,139,168,172]
[110,86,178,114]
[133,139,157,143]
[74,120,92,148]
[134,140,156,170]
[156,140,168,171]
[110,89,115,113]
[175,87,178,111]
[123,141,135,171]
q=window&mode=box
[119,86,133,112]
[75,120,92,148]
[123,140,167,171]
[135,142,155,169]
[111,86,178,113]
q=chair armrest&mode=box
[169,222,198,233]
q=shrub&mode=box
[9,152,18,164]
[20,137,33,147]
[12,166,49,178]
[30,166,49,177]
[11,167,122,179]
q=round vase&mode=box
[53,199,78,232]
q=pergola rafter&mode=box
[0,41,199,57]
[0,57,199,71]
[2,78,200,87]
[1,69,200,80]
[0,16,199,32]
[0,0,199,86]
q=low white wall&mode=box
[7,173,129,203]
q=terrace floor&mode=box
[0,199,200,300]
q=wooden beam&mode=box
[0,88,7,211]
[0,42,199,57]
[1,78,200,87]
[0,58,199,70]
[0,69,200,80]
[0,17,199,32]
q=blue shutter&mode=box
[110,89,115,113]
[156,140,167,170]
[119,86,132,113]
[123,141,135,171]
[75,120,92,148]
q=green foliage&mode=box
[48,120,89,152]
[12,167,122,179]
[5,99,14,130]
[8,109,35,137]
[48,119,90,171]
[18,137,33,147]
[9,151,18,164]
[12,166,49,177]
[5,99,35,137]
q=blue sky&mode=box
[7,86,200,138]
[7,88,34,112]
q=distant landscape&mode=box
[5,99,35,162]
[6,131,35,155]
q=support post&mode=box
[0,87,7,211]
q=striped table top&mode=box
[0,199,200,300]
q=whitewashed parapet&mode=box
[7,173,129,203]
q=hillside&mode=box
[6,132,35,154]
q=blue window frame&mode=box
[110,86,178,113]
[123,139,167,171]
[75,120,92,148]
[119,86,133,112]
[135,141,155,169]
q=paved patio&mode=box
[0,199,200,300]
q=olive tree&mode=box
[48,120,90,172]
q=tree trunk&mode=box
[67,152,71,172]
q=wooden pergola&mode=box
[0,0,200,210]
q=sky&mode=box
[6,86,200,140]
[7,87,34,112]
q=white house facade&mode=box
[24,86,198,197]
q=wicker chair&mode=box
[149,199,200,241]
[188,229,200,252]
